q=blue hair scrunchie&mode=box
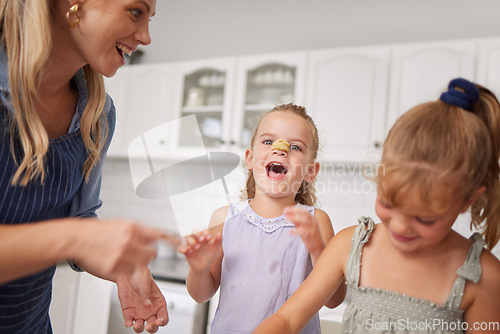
[439,78,480,112]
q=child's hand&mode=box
[178,230,222,274]
[284,206,325,258]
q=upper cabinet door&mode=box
[104,63,176,158]
[231,52,307,152]
[387,41,476,129]
[306,46,390,163]
[171,57,236,157]
[476,38,500,99]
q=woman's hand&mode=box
[116,267,168,333]
[70,219,166,282]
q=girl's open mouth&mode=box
[266,162,288,179]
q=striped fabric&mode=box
[0,59,115,332]
[0,111,88,334]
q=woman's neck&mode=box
[43,12,86,94]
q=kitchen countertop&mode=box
[149,256,190,284]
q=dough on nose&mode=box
[271,139,290,152]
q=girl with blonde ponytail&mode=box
[0,1,170,333]
[255,78,500,334]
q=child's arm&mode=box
[253,226,353,334]
[285,207,333,264]
[464,250,500,334]
[285,206,347,308]
[178,207,227,303]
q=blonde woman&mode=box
[0,0,168,333]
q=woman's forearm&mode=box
[0,218,165,284]
[0,220,79,283]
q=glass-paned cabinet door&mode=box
[232,52,307,151]
[172,58,236,157]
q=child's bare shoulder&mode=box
[327,225,358,255]
[208,206,230,231]
[479,249,500,288]
[313,208,333,227]
[463,248,500,321]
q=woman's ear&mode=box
[460,186,486,213]
[305,162,320,183]
[245,149,253,171]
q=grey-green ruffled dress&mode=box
[342,217,485,334]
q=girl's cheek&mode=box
[375,203,389,222]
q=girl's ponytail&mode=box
[470,85,500,249]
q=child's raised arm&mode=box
[253,226,353,333]
[285,206,333,264]
[178,206,227,303]
[285,206,347,308]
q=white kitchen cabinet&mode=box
[305,46,390,163]
[231,51,307,151]
[105,37,499,164]
[387,40,476,129]
[170,57,237,156]
[168,52,307,156]
[50,264,113,334]
[476,37,500,98]
[104,63,176,158]
[50,263,80,334]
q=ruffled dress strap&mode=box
[345,216,375,286]
[444,232,485,309]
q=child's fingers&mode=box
[208,233,223,246]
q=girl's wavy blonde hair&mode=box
[377,83,500,249]
[0,0,107,186]
[243,103,320,206]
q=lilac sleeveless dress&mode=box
[210,200,321,333]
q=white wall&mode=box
[141,0,500,63]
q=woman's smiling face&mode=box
[245,111,319,200]
[66,0,156,77]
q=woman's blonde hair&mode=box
[0,0,107,186]
[377,82,500,249]
[243,103,320,206]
